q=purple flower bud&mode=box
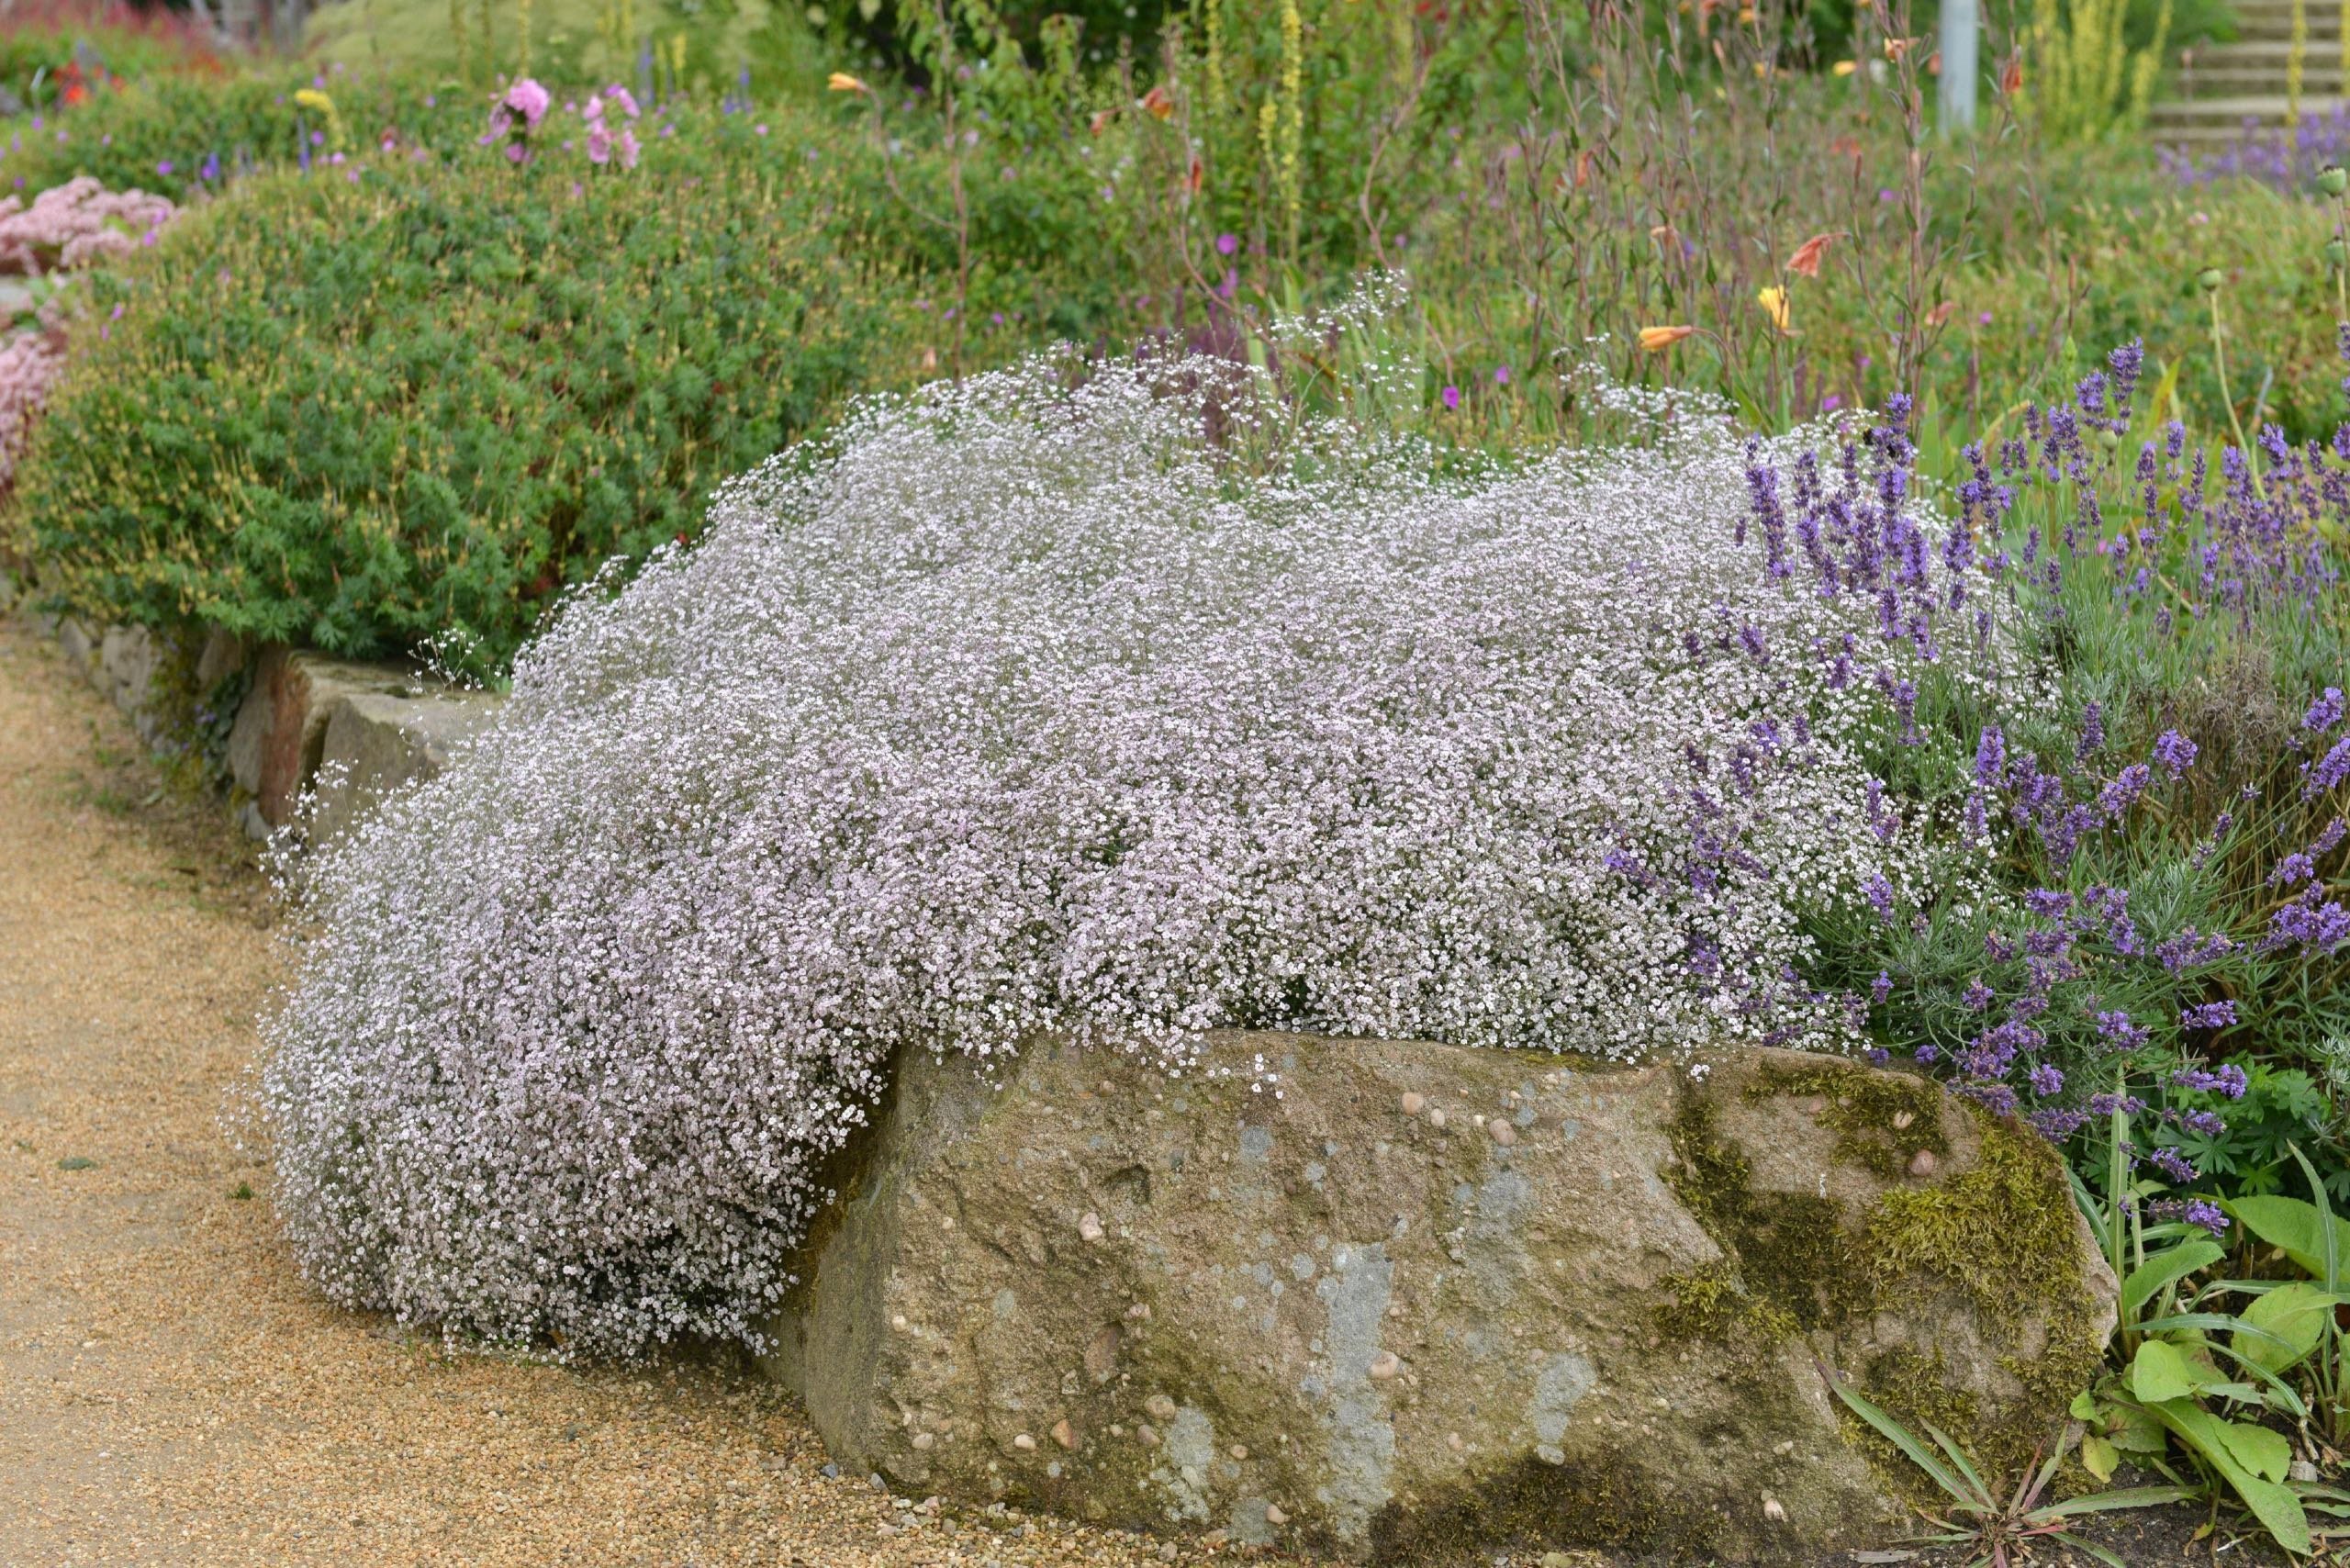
[2099,764,2151,820]
[1974,725,2006,790]
[2152,729,2198,778]
[2171,1061,2247,1097]
[2305,734,2350,799]
[2076,701,2105,761]
[2145,1197,2229,1236]
[2179,1001,2238,1031]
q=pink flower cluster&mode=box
[0,329,65,488]
[583,85,643,169]
[0,175,174,274]
[479,78,643,170]
[480,77,552,163]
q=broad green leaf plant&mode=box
[2068,1104,2350,1556]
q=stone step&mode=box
[2173,71,2350,99]
[2149,91,2350,121]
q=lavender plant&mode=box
[1743,340,2350,1202]
[259,336,2014,1357]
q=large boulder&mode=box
[763,1034,2112,1563]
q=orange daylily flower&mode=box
[1925,300,1957,329]
[1141,84,1176,119]
[2001,55,2025,94]
[1883,35,1918,62]
[1785,231,1843,278]
[1639,325,1697,352]
[1757,286,1793,334]
[827,72,867,93]
[1089,107,1118,135]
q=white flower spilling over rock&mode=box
[262,349,2014,1358]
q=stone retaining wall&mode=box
[17,586,500,846]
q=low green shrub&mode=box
[0,67,478,203]
[13,109,923,677]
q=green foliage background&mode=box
[13,118,917,675]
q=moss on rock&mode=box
[1666,1058,2108,1484]
[1748,1058,1951,1181]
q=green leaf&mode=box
[2217,1419,2292,1484]
[2080,1431,2119,1482]
[2131,1338,2212,1403]
[2032,1484,2195,1518]
[1816,1361,1982,1506]
[2226,1194,2350,1279]
[2122,1240,2224,1317]
[2144,1399,2313,1555]
[2235,1282,2337,1374]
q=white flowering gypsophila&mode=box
[261,350,2021,1358]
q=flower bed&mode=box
[255,344,2020,1356]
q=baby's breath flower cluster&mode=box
[262,349,2009,1358]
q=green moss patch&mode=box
[1664,1094,1867,1333]
[1748,1058,1950,1181]
[1657,1259,1799,1341]
[1666,1072,2102,1480]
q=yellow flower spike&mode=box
[828,72,868,94]
[293,88,335,114]
[1756,285,1794,334]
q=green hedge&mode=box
[15,112,922,676]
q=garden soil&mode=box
[0,615,2288,1568]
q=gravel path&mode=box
[0,619,1253,1568]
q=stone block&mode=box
[194,627,248,691]
[309,689,502,846]
[765,1036,2113,1563]
[55,616,95,676]
[225,646,420,826]
[96,623,159,718]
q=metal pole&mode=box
[1939,0,1978,132]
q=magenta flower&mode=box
[1214,232,1238,256]
[504,79,551,131]
[1441,385,1460,411]
[588,123,612,164]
